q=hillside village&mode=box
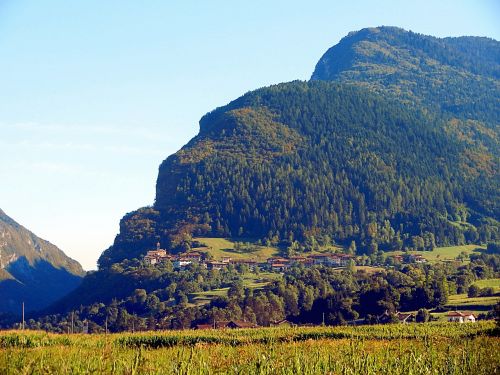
[143,241,428,273]
[144,242,353,272]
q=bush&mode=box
[480,287,495,297]
[468,285,480,298]
[416,308,430,323]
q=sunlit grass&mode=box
[0,322,498,374]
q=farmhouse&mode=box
[195,320,259,329]
[409,254,427,263]
[308,253,353,267]
[378,310,415,324]
[183,251,203,262]
[271,262,289,272]
[206,261,226,271]
[267,257,289,265]
[396,312,415,324]
[230,259,258,270]
[173,257,193,269]
[219,320,259,329]
[308,254,331,265]
[447,311,476,323]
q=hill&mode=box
[96,27,499,270]
[46,27,499,320]
[0,209,85,314]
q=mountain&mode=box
[0,209,85,314]
[311,26,499,155]
[98,28,499,268]
[53,27,499,312]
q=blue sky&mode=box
[1,1,498,270]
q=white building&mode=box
[447,311,476,323]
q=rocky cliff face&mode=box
[0,209,85,313]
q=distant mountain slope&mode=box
[311,26,500,158]
[311,26,499,121]
[0,209,85,313]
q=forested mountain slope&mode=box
[312,26,499,122]
[96,27,499,269]
[0,209,84,313]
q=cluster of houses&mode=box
[350,310,477,325]
[143,243,354,272]
[266,253,354,271]
[391,253,427,264]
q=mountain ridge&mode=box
[0,209,85,313]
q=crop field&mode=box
[0,322,498,374]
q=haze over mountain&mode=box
[50,27,499,313]
[0,209,84,314]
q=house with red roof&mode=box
[447,311,476,323]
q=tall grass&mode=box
[0,322,498,374]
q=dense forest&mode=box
[99,82,498,267]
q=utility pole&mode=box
[71,311,74,334]
[22,302,25,330]
[105,315,108,335]
[322,312,325,326]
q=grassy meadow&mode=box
[192,237,343,262]
[386,244,485,264]
[189,272,281,306]
[193,237,279,262]
[473,278,500,292]
[0,322,498,374]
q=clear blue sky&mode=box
[1,1,498,270]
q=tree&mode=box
[468,284,480,298]
[416,308,430,323]
[348,241,357,255]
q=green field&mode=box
[387,244,485,264]
[193,237,345,262]
[189,272,281,305]
[0,323,498,374]
[446,293,499,310]
[193,237,280,261]
[473,278,500,293]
